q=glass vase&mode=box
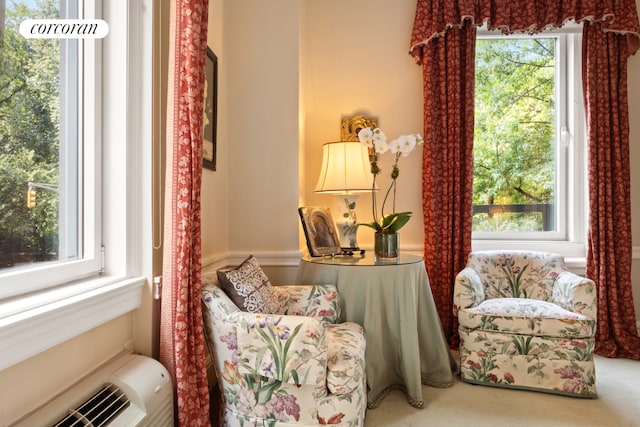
[374,232,399,264]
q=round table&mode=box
[296,252,456,408]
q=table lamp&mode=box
[314,141,375,253]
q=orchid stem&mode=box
[381,179,396,219]
[371,175,378,223]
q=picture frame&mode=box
[203,47,218,171]
[298,206,342,257]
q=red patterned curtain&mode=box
[416,23,475,347]
[411,0,640,355]
[160,0,211,425]
[583,24,640,359]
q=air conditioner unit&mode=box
[12,353,174,427]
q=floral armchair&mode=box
[202,280,367,426]
[453,250,597,397]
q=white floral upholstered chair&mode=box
[202,258,367,427]
[453,250,597,397]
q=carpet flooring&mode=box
[364,354,640,427]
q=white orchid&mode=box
[359,127,389,153]
[390,133,421,156]
[358,127,374,147]
[357,127,424,233]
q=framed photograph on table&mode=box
[298,206,341,257]
[203,47,218,171]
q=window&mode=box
[0,1,150,370]
[472,26,587,258]
[0,1,100,299]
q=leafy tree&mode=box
[0,0,59,267]
[0,150,57,266]
[474,37,556,231]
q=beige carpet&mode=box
[364,355,640,427]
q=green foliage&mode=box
[0,0,60,267]
[0,150,58,266]
[474,37,556,231]
[358,211,412,234]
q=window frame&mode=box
[0,0,151,371]
[472,25,587,260]
[0,1,102,300]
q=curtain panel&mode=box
[410,0,640,357]
[420,24,476,347]
[583,24,640,359]
[160,0,211,425]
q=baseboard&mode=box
[202,246,639,272]
[202,250,304,270]
[201,253,228,271]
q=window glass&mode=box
[0,0,78,271]
[473,37,557,234]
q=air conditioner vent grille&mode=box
[52,383,130,427]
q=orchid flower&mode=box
[357,127,424,233]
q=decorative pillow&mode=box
[217,255,281,314]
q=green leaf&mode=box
[281,323,304,364]
[357,221,383,232]
[255,346,269,371]
[257,380,280,405]
[385,212,412,233]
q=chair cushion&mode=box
[458,298,596,338]
[326,322,366,395]
[217,255,282,314]
[466,251,567,300]
[236,314,327,385]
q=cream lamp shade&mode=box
[314,141,375,252]
[314,141,374,194]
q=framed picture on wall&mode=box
[203,47,218,171]
[298,206,341,257]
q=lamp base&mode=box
[335,194,362,250]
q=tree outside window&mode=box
[473,37,556,233]
[0,0,60,268]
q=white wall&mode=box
[301,0,424,252]
[0,315,136,424]
[218,0,303,275]
[201,0,229,267]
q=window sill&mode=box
[0,276,144,371]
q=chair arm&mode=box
[233,311,328,386]
[325,322,366,395]
[552,271,597,320]
[453,267,486,316]
[275,284,342,325]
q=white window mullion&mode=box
[555,34,568,241]
[59,3,80,260]
[566,32,587,252]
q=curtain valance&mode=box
[410,0,640,60]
